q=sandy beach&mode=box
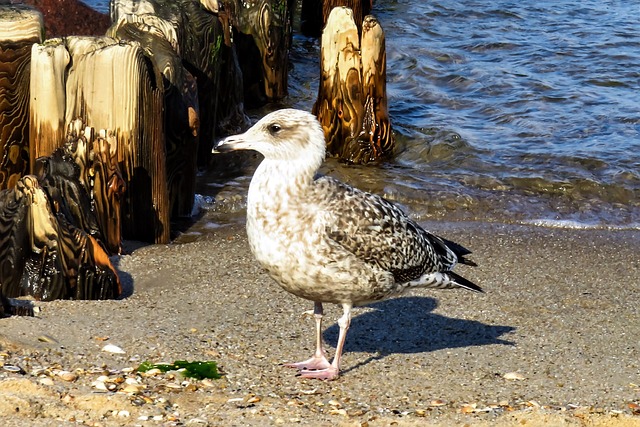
[1,221,639,426]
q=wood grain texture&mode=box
[111,0,248,167]
[0,5,43,190]
[29,41,69,161]
[359,15,393,161]
[63,121,125,255]
[62,37,169,243]
[108,18,200,219]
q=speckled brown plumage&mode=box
[215,109,481,380]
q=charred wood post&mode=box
[0,172,121,301]
[0,5,43,190]
[63,120,125,255]
[224,0,293,105]
[313,6,393,164]
[29,36,170,244]
[107,12,200,220]
[110,0,248,173]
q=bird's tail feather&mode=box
[441,237,478,267]
[410,271,483,293]
[447,271,483,293]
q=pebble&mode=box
[102,344,126,354]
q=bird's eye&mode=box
[268,123,282,134]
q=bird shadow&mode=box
[323,296,515,373]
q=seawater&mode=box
[85,0,640,230]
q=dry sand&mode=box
[0,221,639,426]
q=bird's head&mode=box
[214,109,326,165]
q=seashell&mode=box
[58,371,78,382]
[503,371,526,381]
[430,399,447,407]
[102,344,125,354]
[92,380,108,391]
[117,410,130,418]
[30,368,46,376]
[3,365,23,373]
[122,384,144,394]
[39,377,54,386]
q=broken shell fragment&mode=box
[102,344,126,354]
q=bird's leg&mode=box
[298,303,352,381]
[283,302,331,371]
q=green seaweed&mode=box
[137,360,221,380]
[210,34,223,61]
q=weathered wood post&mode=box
[0,5,42,190]
[110,0,248,171]
[29,40,69,161]
[0,170,122,301]
[225,0,292,105]
[313,6,393,164]
[29,36,170,244]
[300,0,371,37]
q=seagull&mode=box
[214,109,482,380]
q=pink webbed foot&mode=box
[298,365,340,381]
[283,354,331,371]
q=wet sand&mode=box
[1,221,639,426]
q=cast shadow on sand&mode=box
[323,296,515,374]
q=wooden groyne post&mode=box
[313,6,393,164]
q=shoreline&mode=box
[1,221,639,426]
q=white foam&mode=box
[522,219,640,230]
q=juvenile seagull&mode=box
[215,109,482,380]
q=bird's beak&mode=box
[212,134,246,154]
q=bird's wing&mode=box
[312,177,470,283]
